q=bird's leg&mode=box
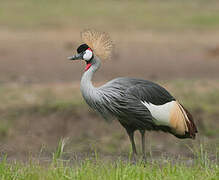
[140,130,146,161]
[126,130,137,161]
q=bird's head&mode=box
[68,29,113,71]
[68,43,94,71]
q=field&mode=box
[0,0,219,179]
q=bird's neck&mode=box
[80,57,101,101]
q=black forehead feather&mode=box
[77,44,89,53]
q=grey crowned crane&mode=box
[68,29,198,159]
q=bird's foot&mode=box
[129,153,137,164]
[139,155,147,165]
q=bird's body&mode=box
[69,29,198,159]
[80,57,197,138]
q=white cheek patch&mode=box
[83,49,93,61]
[141,101,175,126]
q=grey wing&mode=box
[102,77,175,105]
[112,79,175,130]
[97,77,175,130]
[125,83,175,105]
[116,92,154,130]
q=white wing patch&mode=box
[141,101,175,126]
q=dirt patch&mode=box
[0,105,217,162]
[0,30,219,84]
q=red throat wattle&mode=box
[85,63,92,71]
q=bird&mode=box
[68,29,198,160]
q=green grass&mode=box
[0,140,218,180]
[0,152,218,180]
[1,0,219,31]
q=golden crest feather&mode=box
[81,29,113,60]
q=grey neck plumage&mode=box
[80,56,125,121]
[80,56,121,121]
[80,56,101,106]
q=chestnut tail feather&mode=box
[180,104,198,139]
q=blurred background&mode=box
[0,0,218,161]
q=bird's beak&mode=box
[68,53,83,60]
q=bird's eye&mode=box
[83,49,93,61]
